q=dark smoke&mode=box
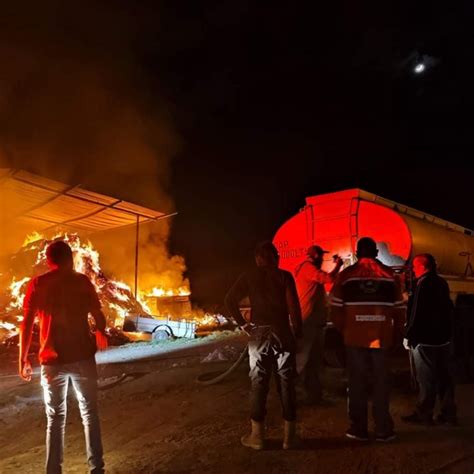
[0,2,188,293]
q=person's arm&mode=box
[306,259,343,285]
[86,278,108,350]
[329,275,345,333]
[224,274,249,328]
[285,274,302,338]
[19,278,36,381]
[327,257,344,281]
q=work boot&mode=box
[241,420,264,450]
[283,420,299,450]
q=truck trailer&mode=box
[273,189,474,374]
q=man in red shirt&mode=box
[294,245,343,403]
[19,240,108,474]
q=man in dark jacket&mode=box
[402,253,457,425]
[225,241,302,450]
[330,237,406,442]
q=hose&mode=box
[97,347,249,389]
[98,371,149,390]
[195,344,248,385]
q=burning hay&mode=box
[1,233,146,329]
[0,232,229,343]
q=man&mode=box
[225,241,302,450]
[294,245,343,403]
[330,237,405,442]
[20,240,108,474]
[401,253,456,425]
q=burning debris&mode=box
[2,233,146,327]
[0,232,229,343]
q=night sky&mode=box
[3,2,473,307]
[155,2,474,305]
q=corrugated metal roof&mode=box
[0,168,169,235]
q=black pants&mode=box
[248,327,296,422]
[296,319,325,401]
[346,347,394,435]
[412,344,457,420]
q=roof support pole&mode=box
[134,214,140,300]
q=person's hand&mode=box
[403,338,410,350]
[335,256,344,267]
[19,358,33,381]
[96,330,109,351]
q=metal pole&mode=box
[134,215,140,300]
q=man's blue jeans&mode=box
[41,357,104,474]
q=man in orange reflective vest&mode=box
[330,237,406,442]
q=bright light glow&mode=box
[414,63,425,74]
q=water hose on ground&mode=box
[195,344,249,385]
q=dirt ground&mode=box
[1,333,474,474]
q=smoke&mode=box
[92,220,190,295]
[0,2,188,292]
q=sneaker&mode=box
[400,413,434,426]
[435,414,458,426]
[345,428,369,441]
[375,432,397,442]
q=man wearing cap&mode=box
[294,245,343,403]
[329,237,406,441]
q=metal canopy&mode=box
[0,168,171,234]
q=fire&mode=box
[141,286,191,298]
[197,313,226,327]
[0,321,17,332]
[2,232,227,338]
[23,231,44,247]
[4,233,148,328]
[8,277,31,312]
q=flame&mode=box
[141,285,191,298]
[136,296,153,315]
[3,232,225,334]
[194,313,229,327]
[23,231,44,247]
[8,276,31,311]
[5,233,148,326]
[0,321,17,331]
[108,303,129,322]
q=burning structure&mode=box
[0,169,226,342]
